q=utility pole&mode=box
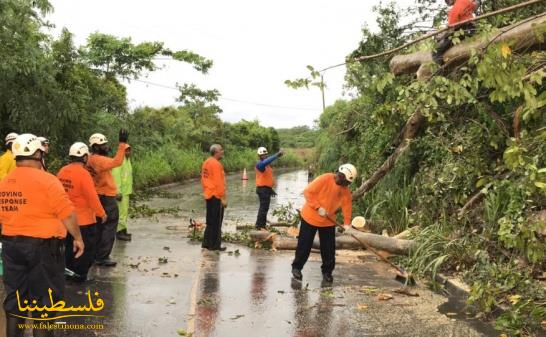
[320,74,326,113]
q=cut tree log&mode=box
[344,227,416,255]
[266,220,297,227]
[271,235,367,251]
[390,13,546,77]
[250,229,416,255]
[249,230,277,242]
[393,226,421,239]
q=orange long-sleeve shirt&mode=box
[301,173,352,227]
[0,167,74,238]
[57,163,106,226]
[201,157,225,200]
[448,0,477,26]
[87,143,129,196]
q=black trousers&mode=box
[432,23,475,65]
[255,186,273,229]
[1,237,65,316]
[65,224,96,278]
[291,219,336,275]
[203,197,224,250]
[95,195,119,261]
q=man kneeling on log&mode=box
[291,164,357,284]
[433,0,479,65]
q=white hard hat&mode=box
[12,133,45,158]
[89,133,108,146]
[5,132,18,145]
[338,163,358,182]
[257,147,268,155]
[69,142,89,157]
[37,136,49,145]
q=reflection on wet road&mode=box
[150,169,308,225]
[0,170,496,337]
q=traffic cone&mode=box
[242,168,248,180]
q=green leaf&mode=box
[534,182,546,191]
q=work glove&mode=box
[119,129,129,143]
[116,194,123,202]
[277,150,284,157]
[271,189,277,198]
[317,207,327,217]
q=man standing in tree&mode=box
[433,0,479,65]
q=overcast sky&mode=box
[48,0,414,128]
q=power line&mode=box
[316,0,544,73]
[132,79,321,111]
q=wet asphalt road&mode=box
[0,170,498,337]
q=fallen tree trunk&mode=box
[250,229,416,255]
[344,228,416,255]
[352,111,426,200]
[266,221,297,227]
[271,235,365,251]
[394,226,421,239]
[390,13,546,76]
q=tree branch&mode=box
[319,0,544,73]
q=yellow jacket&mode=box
[0,150,16,181]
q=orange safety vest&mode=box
[255,166,274,187]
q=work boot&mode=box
[116,229,131,241]
[65,268,85,282]
[66,273,92,283]
[95,258,117,267]
[322,273,333,283]
[292,268,303,281]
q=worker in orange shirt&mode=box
[255,146,283,229]
[0,132,18,181]
[433,0,479,65]
[291,164,357,284]
[201,144,227,251]
[86,129,130,267]
[0,134,84,337]
[58,142,107,282]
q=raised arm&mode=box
[92,143,129,172]
[256,153,280,172]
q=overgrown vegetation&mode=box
[289,0,546,335]
[0,0,304,189]
[277,125,318,148]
